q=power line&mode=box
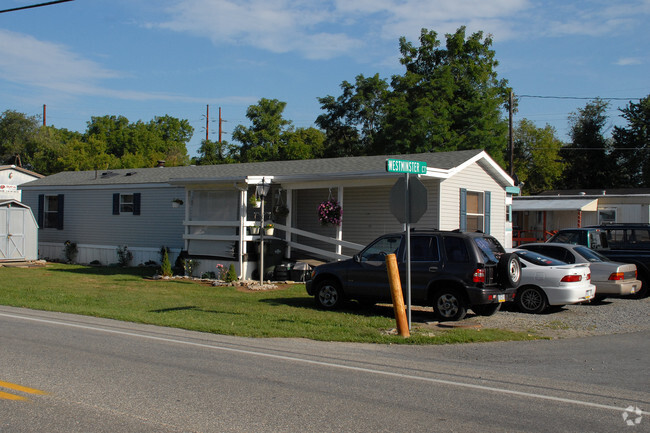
[518,95,643,101]
[0,0,74,14]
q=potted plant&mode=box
[264,223,274,236]
[274,204,289,218]
[248,195,261,208]
[249,223,260,235]
[318,199,342,226]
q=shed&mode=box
[0,200,39,261]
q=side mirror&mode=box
[353,254,360,263]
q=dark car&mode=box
[305,230,521,321]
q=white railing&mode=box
[182,220,364,261]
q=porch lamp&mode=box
[256,178,271,284]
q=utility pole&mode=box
[43,104,46,126]
[509,91,514,177]
[219,107,222,143]
[205,104,209,141]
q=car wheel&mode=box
[433,290,467,321]
[516,286,548,314]
[498,253,521,288]
[632,274,648,299]
[315,279,344,309]
[472,303,501,316]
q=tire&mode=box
[472,303,501,316]
[498,253,521,288]
[516,286,548,314]
[632,274,648,299]
[314,279,344,309]
[433,289,467,321]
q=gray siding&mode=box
[22,186,186,250]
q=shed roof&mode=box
[512,197,599,212]
[21,149,514,189]
[0,165,44,179]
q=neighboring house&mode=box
[512,189,650,244]
[20,149,516,278]
[0,165,43,202]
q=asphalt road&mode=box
[0,306,648,432]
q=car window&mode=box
[359,236,401,262]
[573,246,606,262]
[514,250,566,266]
[410,236,440,262]
[551,231,581,244]
[522,245,575,264]
[473,236,504,263]
[444,236,470,263]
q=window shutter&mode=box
[133,193,141,215]
[484,191,491,234]
[57,194,64,230]
[459,188,467,231]
[37,194,44,228]
[113,193,120,215]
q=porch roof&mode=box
[512,197,599,212]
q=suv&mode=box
[305,230,521,321]
[548,224,649,297]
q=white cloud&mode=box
[615,57,643,66]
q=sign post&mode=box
[387,159,427,330]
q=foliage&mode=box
[558,98,614,189]
[0,110,40,167]
[512,119,564,194]
[611,95,650,187]
[193,138,239,165]
[224,264,237,283]
[160,249,173,277]
[63,240,78,263]
[183,259,200,277]
[116,245,133,267]
[316,27,510,162]
[318,199,342,226]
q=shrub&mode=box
[224,264,237,282]
[116,245,133,267]
[63,241,78,263]
[160,249,172,277]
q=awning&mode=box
[512,198,598,212]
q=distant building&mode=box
[0,165,44,202]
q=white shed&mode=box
[0,200,39,261]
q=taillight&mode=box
[608,272,624,281]
[561,275,583,282]
[473,268,485,283]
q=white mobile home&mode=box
[21,150,516,278]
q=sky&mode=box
[1,0,648,158]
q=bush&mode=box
[160,250,172,277]
[224,264,237,282]
[63,241,78,263]
[116,245,133,267]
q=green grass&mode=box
[0,263,540,344]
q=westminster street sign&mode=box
[386,158,427,175]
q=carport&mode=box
[0,200,39,261]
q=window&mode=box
[410,236,440,262]
[598,209,616,224]
[460,189,491,233]
[444,236,469,263]
[360,236,401,262]
[38,194,64,230]
[113,193,140,215]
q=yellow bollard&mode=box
[385,253,410,338]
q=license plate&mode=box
[586,290,593,298]
[498,294,505,302]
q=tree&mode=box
[512,119,564,194]
[611,95,650,187]
[382,27,510,161]
[0,110,40,166]
[193,139,239,165]
[316,74,389,157]
[559,99,614,189]
[231,98,325,162]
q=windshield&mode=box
[514,250,566,266]
[574,245,608,262]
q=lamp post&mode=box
[256,178,271,284]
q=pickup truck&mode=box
[547,224,650,298]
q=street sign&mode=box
[389,176,428,223]
[386,158,427,175]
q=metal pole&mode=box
[405,173,412,330]
[260,191,265,285]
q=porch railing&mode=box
[512,229,557,246]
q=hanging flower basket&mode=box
[318,199,342,226]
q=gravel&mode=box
[459,296,650,338]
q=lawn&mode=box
[0,263,539,344]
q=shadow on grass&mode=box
[47,265,158,278]
[148,305,246,316]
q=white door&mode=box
[0,207,26,260]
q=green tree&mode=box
[611,95,650,187]
[559,99,614,189]
[512,119,564,194]
[381,27,510,161]
[232,98,291,162]
[0,110,40,166]
[316,74,390,157]
[280,127,325,160]
[193,139,239,165]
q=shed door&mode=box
[0,207,26,260]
